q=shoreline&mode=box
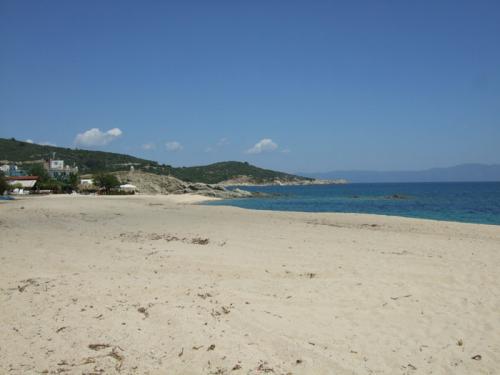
[220,179,348,187]
[203,198,500,228]
[205,202,500,227]
[207,182,500,226]
[4,192,500,227]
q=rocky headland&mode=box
[113,171,260,199]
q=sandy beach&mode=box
[1,194,499,374]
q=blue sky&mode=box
[1,0,499,173]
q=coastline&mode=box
[205,199,500,227]
[208,182,500,226]
[219,178,348,187]
[1,195,499,374]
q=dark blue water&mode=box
[207,182,500,225]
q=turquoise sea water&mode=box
[207,182,500,225]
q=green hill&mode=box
[0,137,172,175]
[173,161,311,184]
[0,138,310,184]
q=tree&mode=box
[58,172,80,193]
[0,172,9,194]
[93,173,120,193]
[68,172,79,189]
[26,163,50,182]
[39,179,63,193]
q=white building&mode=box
[80,178,94,186]
[46,158,78,179]
[119,183,137,192]
[50,160,64,170]
[7,176,38,188]
[7,176,39,195]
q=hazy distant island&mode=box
[301,163,500,183]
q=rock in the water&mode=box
[387,194,411,200]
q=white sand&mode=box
[1,194,499,374]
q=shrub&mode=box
[0,172,10,194]
[38,179,63,193]
[93,173,120,193]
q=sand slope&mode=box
[1,195,499,374]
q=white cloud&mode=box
[165,141,183,152]
[39,141,57,146]
[281,148,291,154]
[107,128,122,137]
[26,139,56,146]
[217,137,229,146]
[246,138,278,154]
[74,128,123,146]
[142,143,156,150]
[205,137,229,152]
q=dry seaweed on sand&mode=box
[192,237,210,245]
[88,344,111,351]
[137,306,149,318]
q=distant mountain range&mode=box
[301,164,500,183]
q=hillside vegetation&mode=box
[173,161,311,184]
[0,138,171,174]
[0,138,309,184]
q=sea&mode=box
[206,182,500,225]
